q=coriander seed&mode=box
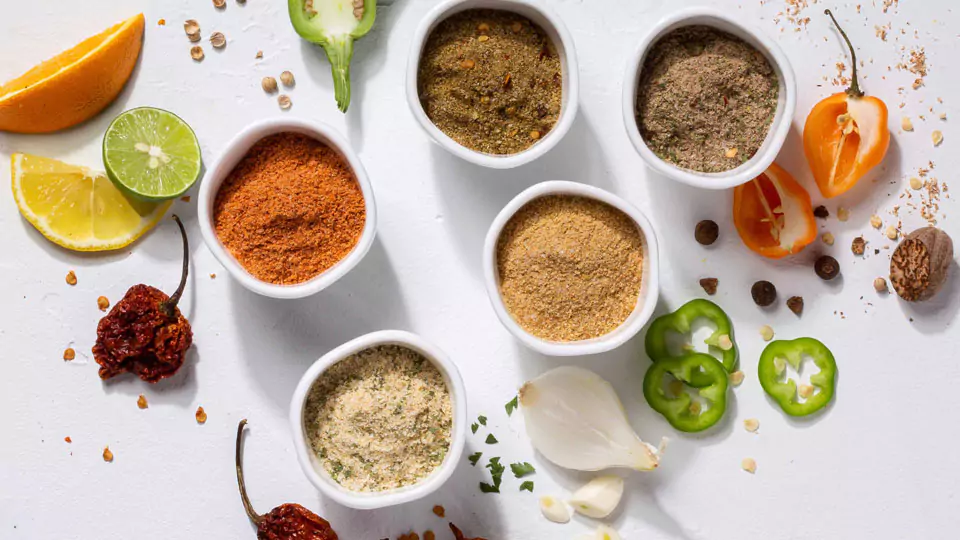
[280,70,295,87]
[261,76,278,93]
[873,277,888,293]
[815,255,840,281]
[695,220,719,245]
[751,281,777,307]
[210,32,226,49]
[190,46,205,61]
[278,95,292,109]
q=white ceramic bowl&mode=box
[483,181,661,356]
[197,118,377,299]
[289,330,468,510]
[622,8,797,190]
[406,0,580,169]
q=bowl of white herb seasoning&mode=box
[622,8,797,190]
[289,330,467,510]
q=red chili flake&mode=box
[432,505,445,518]
[64,437,72,443]
[92,216,193,383]
[236,420,339,540]
[449,523,487,540]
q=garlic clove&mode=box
[539,495,571,523]
[569,475,624,519]
[520,367,659,472]
[594,525,623,540]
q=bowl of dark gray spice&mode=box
[483,181,661,356]
[407,0,579,169]
[622,8,796,189]
[290,330,467,510]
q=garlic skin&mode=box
[569,475,624,518]
[539,495,571,523]
[519,367,659,471]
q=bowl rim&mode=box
[621,7,798,190]
[197,117,378,299]
[482,181,661,356]
[405,0,580,170]
[289,330,468,510]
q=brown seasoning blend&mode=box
[214,133,366,285]
[497,195,645,342]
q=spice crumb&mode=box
[852,236,866,255]
[870,215,883,229]
[741,457,757,474]
[65,270,77,286]
[822,232,835,246]
[190,46,205,61]
[209,273,217,279]
[102,446,114,462]
[837,207,850,222]
[63,348,76,361]
[786,296,804,316]
[158,19,166,26]
[432,505,446,518]
[195,406,207,424]
[885,225,899,240]
[97,296,110,311]
[699,277,719,295]
[256,50,263,59]
[180,195,191,202]
[64,436,72,443]
[137,394,148,409]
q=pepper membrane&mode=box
[758,337,838,417]
[643,353,729,433]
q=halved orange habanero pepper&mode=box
[803,10,890,199]
[734,163,816,259]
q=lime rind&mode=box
[103,107,202,201]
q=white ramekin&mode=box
[483,181,661,356]
[289,330,468,510]
[622,8,797,190]
[406,0,580,169]
[197,118,377,299]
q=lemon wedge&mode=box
[11,153,171,251]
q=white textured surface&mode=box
[1,1,958,538]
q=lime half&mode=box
[103,107,202,201]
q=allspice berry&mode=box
[890,227,954,302]
[751,281,777,307]
[815,255,840,281]
[695,220,719,246]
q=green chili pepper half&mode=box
[645,299,738,386]
[642,353,729,433]
[758,337,838,417]
[288,0,377,112]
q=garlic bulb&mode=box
[569,475,624,518]
[539,495,571,523]
[519,366,660,471]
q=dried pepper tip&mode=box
[824,9,864,98]
[236,419,264,525]
[161,215,189,319]
[449,523,487,540]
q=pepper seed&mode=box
[63,348,76,361]
[102,446,114,462]
[97,296,110,311]
[729,371,745,386]
[743,418,760,433]
[759,325,774,342]
[742,458,757,474]
[65,270,77,286]
[909,177,923,190]
[717,334,733,351]
[195,406,207,424]
[137,394,148,409]
[798,384,815,398]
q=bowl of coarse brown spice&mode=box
[407,0,579,169]
[289,330,467,510]
[483,181,660,356]
[198,118,377,299]
[622,8,796,189]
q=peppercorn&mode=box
[815,255,840,280]
[813,205,829,219]
[695,220,719,245]
[751,281,777,307]
[786,296,804,315]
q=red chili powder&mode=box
[213,132,366,285]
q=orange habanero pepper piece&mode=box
[734,163,817,260]
[803,9,890,199]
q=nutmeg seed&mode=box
[890,227,954,302]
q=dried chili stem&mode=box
[825,9,864,98]
[160,215,189,318]
[236,419,264,525]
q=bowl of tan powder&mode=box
[198,118,377,299]
[407,0,579,169]
[290,330,467,510]
[483,181,661,356]
[622,8,797,190]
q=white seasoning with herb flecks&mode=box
[304,345,453,492]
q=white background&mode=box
[2,1,958,538]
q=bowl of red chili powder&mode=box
[198,118,377,299]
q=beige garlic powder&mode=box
[304,345,452,492]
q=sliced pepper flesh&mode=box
[758,337,838,417]
[645,299,737,385]
[733,162,817,259]
[643,353,729,433]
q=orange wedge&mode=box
[0,13,145,134]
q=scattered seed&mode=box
[280,70,296,87]
[255,50,263,59]
[910,177,923,190]
[278,94,292,109]
[137,395,148,409]
[798,384,815,398]
[477,22,490,33]
[667,380,685,396]
[759,325,774,342]
[65,437,72,443]
[870,215,883,229]
[478,35,490,42]
[209,273,217,279]
[63,348,76,361]
[717,334,733,351]
[460,59,476,69]
[97,296,110,311]
[529,130,541,140]
[213,0,226,8]
[885,225,899,240]
[837,207,850,222]
[262,76,278,93]
[743,418,760,433]
[699,277,719,295]
[786,296,804,315]
[688,401,702,415]
[725,147,739,158]
[851,236,866,255]
[814,255,840,280]
[741,458,757,474]
[65,270,77,286]
[184,19,200,37]
[874,277,888,293]
[191,46,205,61]
[158,19,166,26]
[813,205,829,219]
[730,371,745,387]
[901,116,914,131]
[433,505,446,518]
[695,220,719,245]
[822,232,835,246]
[195,406,207,424]
[751,281,777,307]
[210,32,226,48]
[932,130,943,146]
[103,446,114,462]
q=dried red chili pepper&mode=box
[449,523,487,540]
[236,419,339,540]
[93,215,193,383]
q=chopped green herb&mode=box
[505,395,519,416]
[478,415,487,426]
[485,434,498,444]
[468,452,483,466]
[471,423,479,434]
[510,462,536,478]
[519,480,534,492]
[480,456,505,494]
[480,482,500,493]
